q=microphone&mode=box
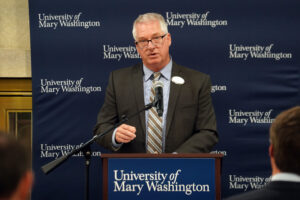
[153,81,163,117]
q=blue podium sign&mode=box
[102,154,222,200]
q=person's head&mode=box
[132,13,171,72]
[0,132,33,200]
[269,106,300,175]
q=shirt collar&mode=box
[271,172,300,182]
[143,58,172,82]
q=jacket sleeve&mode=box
[93,71,120,151]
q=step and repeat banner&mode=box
[29,0,300,199]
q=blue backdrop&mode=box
[29,0,300,199]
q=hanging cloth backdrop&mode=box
[29,0,300,199]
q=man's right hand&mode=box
[115,124,136,143]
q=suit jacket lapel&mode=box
[166,62,182,136]
[132,64,146,135]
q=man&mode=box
[226,106,300,200]
[94,13,218,153]
[0,132,34,200]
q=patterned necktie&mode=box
[147,72,163,153]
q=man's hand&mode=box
[115,124,136,143]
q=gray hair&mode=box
[132,13,168,41]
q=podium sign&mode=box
[108,158,215,199]
[102,154,222,200]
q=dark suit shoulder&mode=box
[173,62,210,80]
[111,63,142,76]
[108,63,143,87]
[225,181,300,200]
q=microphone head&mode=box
[153,81,163,88]
[153,81,163,117]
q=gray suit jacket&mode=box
[94,62,218,153]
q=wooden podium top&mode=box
[101,153,223,159]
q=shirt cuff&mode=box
[112,128,123,149]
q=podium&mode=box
[101,153,223,200]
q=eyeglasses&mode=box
[135,34,167,49]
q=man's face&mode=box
[135,20,171,72]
